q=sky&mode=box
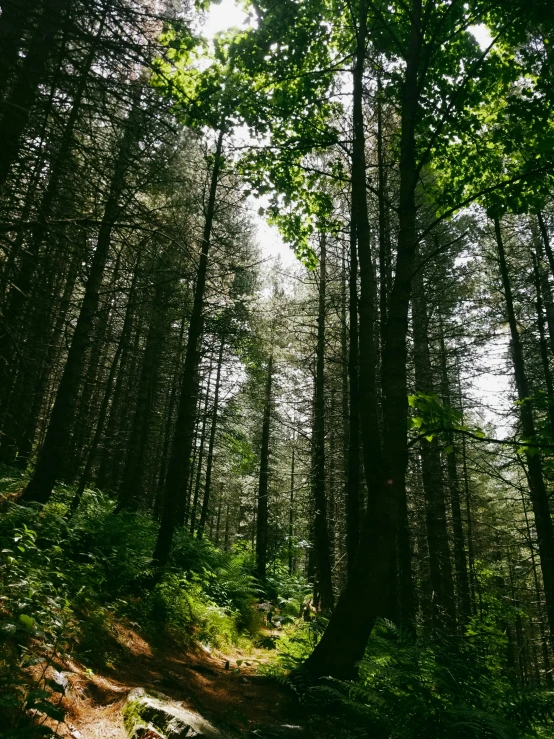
[201,2,510,430]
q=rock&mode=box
[249,727,304,738]
[123,687,225,739]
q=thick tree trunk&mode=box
[494,215,554,644]
[305,0,421,679]
[21,95,141,503]
[152,130,224,566]
[256,354,273,580]
[311,233,334,611]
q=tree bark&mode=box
[21,93,141,503]
[494,215,554,645]
[152,129,224,566]
[0,0,69,189]
[439,326,471,624]
[412,272,456,631]
[532,252,554,436]
[256,354,273,580]
[311,232,334,611]
[305,0,421,678]
[198,335,225,538]
[346,211,361,577]
[70,262,140,512]
[117,273,172,510]
[189,362,214,533]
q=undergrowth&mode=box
[0,468,269,737]
[3,465,554,739]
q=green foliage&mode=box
[409,392,485,443]
[0,473,281,731]
[308,619,554,739]
[0,508,72,736]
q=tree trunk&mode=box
[494,215,554,645]
[117,274,171,510]
[152,129,224,566]
[289,443,295,576]
[189,363,214,533]
[311,232,334,611]
[346,211,361,577]
[256,354,273,580]
[70,261,141,511]
[21,94,141,503]
[305,0,421,678]
[412,273,456,631]
[198,335,225,538]
[0,0,68,189]
[532,252,554,436]
[439,326,471,624]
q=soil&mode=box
[49,622,324,739]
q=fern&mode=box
[306,620,554,739]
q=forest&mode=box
[1,0,554,736]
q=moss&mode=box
[122,699,156,737]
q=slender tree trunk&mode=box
[0,0,68,189]
[157,315,187,505]
[256,354,273,580]
[311,232,334,611]
[289,443,295,576]
[439,327,471,624]
[198,335,225,538]
[538,212,554,280]
[16,244,81,467]
[117,274,171,510]
[224,501,230,552]
[346,212,361,576]
[0,0,41,98]
[152,129,224,567]
[532,253,554,436]
[70,262,141,511]
[494,215,554,644]
[412,274,456,630]
[521,491,553,684]
[21,95,141,503]
[190,363,214,533]
[457,360,476,610]
[0,6,106,376]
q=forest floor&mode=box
[49,621,324,739]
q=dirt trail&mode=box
[53,623,312,739]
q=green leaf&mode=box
[19,614,35,630]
